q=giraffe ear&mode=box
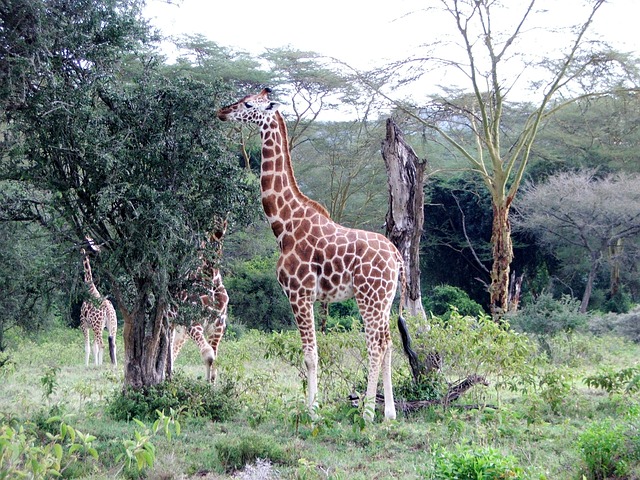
[266,101,281,111]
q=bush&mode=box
[106,372,237,422]
[430,446,526,479]
[404,311,536,399]
[225,254,294,331]
[578,419,633,479]
[215,432,292,472]
[507,293,586,335]
[424,285,485,319]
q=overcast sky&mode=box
[143,0,640,118]
[143,0,640,68]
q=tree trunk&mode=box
[489,200,514,318]
[382,118,428,319]
[580,251,601,313]
[116,279,171,388]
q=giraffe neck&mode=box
[83,257,101,299]
[259,111,328,238]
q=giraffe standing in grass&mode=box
[168,221,228,383]
[217,89,407,421]
[80,238,117,367]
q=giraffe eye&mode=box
[244,102,253,108]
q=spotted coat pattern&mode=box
[217,89,404,420]
[80,248,118,367]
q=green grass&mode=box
[1,320,640,479]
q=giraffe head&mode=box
[217,88,281,124]
[80,236,101,258]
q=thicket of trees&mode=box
[1,0,639,389]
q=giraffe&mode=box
[80,238,117,367]
[217,88,406,421]
[168,221,228,383]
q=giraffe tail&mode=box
[108,336,116,365]
[396,255,420,373]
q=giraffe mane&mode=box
[274,111,331,219]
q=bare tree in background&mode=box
[513,170,640,313]
[358,0,638,317]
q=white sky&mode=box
[143,0,639,67]
[143,0,640,115]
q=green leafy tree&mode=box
[0,0,256,387]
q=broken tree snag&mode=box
[375,374,490,413]
[382,118,428,319]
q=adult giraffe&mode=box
[80,238,117,367]
[217,88,408,421]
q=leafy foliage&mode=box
[430,446,526,479]
[226,254,294,331]
[215,432,292,472]
[507,293,587,336]
[424,284,485,319]
[106,373,238,422]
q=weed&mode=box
[428,445,526,479]
[577,418,640,480]
[215,432,292,472]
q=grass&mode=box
[1,319,640,479]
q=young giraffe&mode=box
[80,239,117,367]
[217,89,406,421]
[168,222,228,383]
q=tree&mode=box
[0,0,255,387]
[362,0,638,316]
[513,170,640,312]
[382,118,428,318]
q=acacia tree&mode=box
[514,170,640,312]
[363,0,638,316]
[0,0,255,387]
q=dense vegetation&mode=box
[1,0,640,478]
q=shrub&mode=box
[405,311,536,400]
[106,372,237,422]
[507,293,586,335]
[578,419,631,480]
[225,254,294,331]
[424,285,485,319]
[430,446,526,479]
[215,432,291,472]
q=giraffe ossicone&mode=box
[217,88,406,421]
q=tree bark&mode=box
[489,200,514,318]
[382,118,428,319]
[112,275,171,389]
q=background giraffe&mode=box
[217,89,407,421]
[80,238,117,367]
[168,221,228,383]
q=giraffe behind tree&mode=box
[167,220,228,383]
[80,238,117,367]
[217,89,408,421]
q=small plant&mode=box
[584,366,640,395]
[118,409,181,475]
[429,446,526,479]
[40,365,60,402]
[539,366,574,414]
[215,432,291,472]
[0,414,99,479]
[577,419,630,480]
